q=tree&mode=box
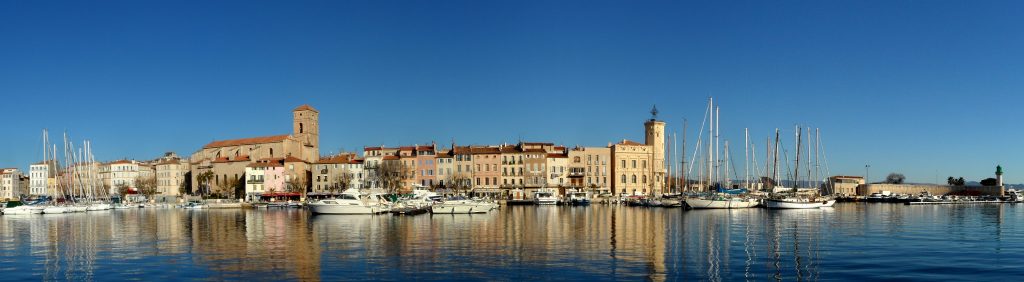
[947,176,956,185]
[115,182,131,198]
[332,172,353,194]
[956,177,966,186]
[980,178,998,186]
[286,173,308,198]
[135,176,158,200]
[216,176,241,199]
[449,172,473,196]
[377,161,407,195]
[196,170,215,196]
[885,173,905,184]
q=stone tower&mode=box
[644,105,666,193]
[293,104,320,159]
[996,165,1003,187]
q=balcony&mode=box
[247,179,264,184]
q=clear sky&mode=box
[1,1,1021,184]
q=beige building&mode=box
[1,168,25,200]
[826,175,864,196]
[471,146,501,196]
[155,152,190,198]
[568,146,612,195]
[610,111,667,196]
[189,105,320,198]
[499,144,523,190]
[546,151,569,192]
[311,153,356,194]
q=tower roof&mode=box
[293,104,319,113]
[997,165,1003,175]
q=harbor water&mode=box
[1,203,1022,281]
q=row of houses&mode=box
[5,104,670,201]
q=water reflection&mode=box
[1,203,1022,280]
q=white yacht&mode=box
[87,203,112,211]
[533,189,558,205]
[764,197,831,209]
[308,189,390,215]
[430,198,493,214]
[685,195,760,209]
[2,205,45,215]
[43,205,71,214]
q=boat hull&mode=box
[685,198,759,209]
[764,199,826,209]
[43,206,70,214]
[309,204,384,215]
[2,206,44,214]
[430,204,489,214]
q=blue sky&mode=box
[1,1,1021,183]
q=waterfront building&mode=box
[311,153,355,194]
[244,159,285,202]
[567,146,612,195]
[546,150,569,194]
[189,105,320,198]
[610,111,667,196]
[451,146,474,191]
[29,162,57,196]
[345,159,365,190]
[499,144,523,193]
[522,144,549,196]
[362,146,398,190]
[414,145,437,188]
[398,146,418,192]
[0,168,25,201]
[155,152,190,199]
[434,149,454,187]
[471,146,501,197]
[108,160,140,194]
[826,175,864,196]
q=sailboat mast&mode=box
[772,129,780,188]
[682,119,687,192]
[724,140,730,188]
[744,128,749,190]
[707,97,714,190]
[714,106,720,186]
[794,126,802,188]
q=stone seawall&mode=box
[858,184,1004,196]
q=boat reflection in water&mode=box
[0,203,1020,280]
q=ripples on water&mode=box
[1,204,1022,281]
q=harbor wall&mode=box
[857,184,1004,196]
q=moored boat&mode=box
[685,196,760,209]
[308,189,389,215]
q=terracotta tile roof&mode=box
[435,150,453,158]
[348,159,364,164]
[382,156,400,160]
[110,160,134,165]
[399,146,415,151]
[500,146,520,153]
[247,159,284,168]
[523,148,547,153]
[203,134,289,149]
[547,153,568,158]
[283,156,308,163]
[471,147,500,154]
[364,146,398,151]
[212,157,231,163]
[416,145,434,151]
[293,104,319,113]
[317,155,350,164]
[523,142,554,146]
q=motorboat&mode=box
[685,195,760,209]
[2,205,44,215]
[308,189,390,215]
[43,205,71,214]
[86,203,112,211]
[430,198,493,214]
[533,189,558,205]
[180,202,206,209]
[566,191,591,206]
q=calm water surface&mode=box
[1,203,1022,281]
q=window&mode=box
[632,175,637,184]
[621,160,626,167]
[632,160,636,168]
[642,175,647,183]
[621,175,626,183]
[642,160,647,169]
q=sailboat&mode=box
[682,97,761,209]
[763,127,835,209]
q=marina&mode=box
[2,203,1023,280]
